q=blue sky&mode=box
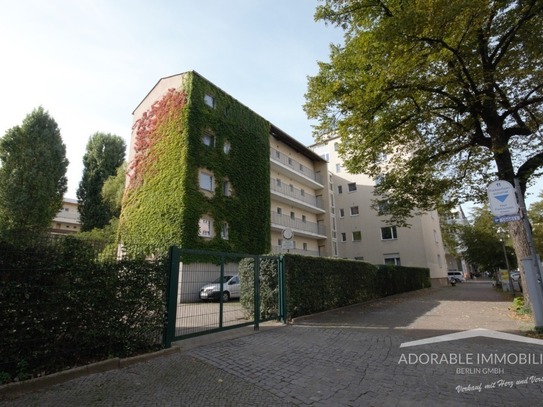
[0,0,343,198]
[1,1,541,215]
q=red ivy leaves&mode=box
[127,88,187,190]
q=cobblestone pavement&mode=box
[2,280,542,406]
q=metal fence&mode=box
[164,248,286,346]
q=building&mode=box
[51,197,81,234]
[310,136,448,286]
[442,205,472,278]
[269,125,334,257]
[120,71,334,255]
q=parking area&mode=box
[175,301,249,336]
[3,281,542,406]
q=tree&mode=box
[101,162,127,220]
[305,0,543,307]
[0,107,68,234]
[528,191,543,255]
[77,133,126,231]
[457,206,516,274]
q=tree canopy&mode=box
[305,0,543,223]
[77,132,126,231]
[0,107,68,234]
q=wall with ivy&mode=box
[119,72,271,254]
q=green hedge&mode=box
[283,254,430,318]
[0,235,167,384]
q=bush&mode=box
[0,235,167,384]
[239,256,279,320]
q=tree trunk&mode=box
[509,220,532,309]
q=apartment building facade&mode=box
[311,137,448,286]
[269,125,334,257]
[50,197,81,234]
[120,71,334,256]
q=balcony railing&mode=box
[271,246,320,257]
[270,178,324,210]
[270,147,323,185]
[271,211,326,236]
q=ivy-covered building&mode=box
[119,71,271,254]
[119,71,335,256]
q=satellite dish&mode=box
[282,228,293,240]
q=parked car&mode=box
[447,271,466,283]
[199,275,240,302]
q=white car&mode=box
[199,275,240,302]
[447,271,466,283]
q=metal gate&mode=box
[164,248,285,347]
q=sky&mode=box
[0,1,541,217]
[0,0,343,199]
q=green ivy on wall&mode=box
[119,71,271,255]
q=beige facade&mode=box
[310,137,448,285]
[51,197,81,234]
[269,125,335,257]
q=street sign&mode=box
[493,214,522,224]
[487,180,519,217]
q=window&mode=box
[204,94,215,108]
[302,215,306,223]
[299,163,304,172]
[384,256,401,265]
[320,153,329,161]
[352,231,362,242]
[289,184,294,192]
[337,185,342,194]
[290,211,295,220]
[301,189,305,196]
[276,178,281,187]
[303,242,308,251]
[276,150,280,159]
[339,208,345,218]
[288,157,293,165]
[334,142,339,151]
[377,200,389,215]
[221,223,229,240]
[381,226,398,240]
[341,233,347,242]
[348,182,357,192]
[198,218,212,237]
[199,171,213,191]
[223,180,232,196]
[277,207,282,215]
[335,164,341,173]
[202,132,214,147]
[350,206,359,216]
[223,141,231,154]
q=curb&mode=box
[0,346,180,400]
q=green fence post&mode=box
[254,256,260,331]
[164,246,180,348]
[278,255,286,323]
[219,254,225,328]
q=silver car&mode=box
[199,275,240,302]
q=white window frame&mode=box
[381,226,398,240]
[199,171,214,192]
[198,218,212,237]
[350,206,359,216]
[220,223,229,240]
[223,140,231,154]
[202,132,215,147]
[348,182,357,192]
[352,231,362,242]
[204,94,215,108]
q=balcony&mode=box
[270,178,325,214]
[270,148,323,189]
[270,211,327,239]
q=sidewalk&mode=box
[2,281,541,406]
